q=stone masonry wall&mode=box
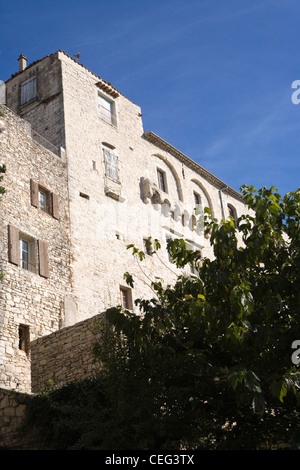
[0,107,74,392]
[1,52,249,395]
[0,388,28,449]
[31,313,103,393]
[4,51,248,331]
[59,51,248,324]
[5,53,65,151]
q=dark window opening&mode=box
[157,169,167,193]
[19,324,30,355]
[194,192,201,207]
[143,238,153,255]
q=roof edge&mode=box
[143,131,244,202]
[5,50,131,102]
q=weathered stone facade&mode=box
[0,388,28,449]
[0,50,248,396]
[0,107,72,392]
[31,313,103,393]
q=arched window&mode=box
[193,191,201,207]
[157,168,168,193]
[227,204,237,224]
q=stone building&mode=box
[0,50,247,393]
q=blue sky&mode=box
[1,0,299,196]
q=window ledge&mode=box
[105,187,125,202]
[19,97,38,110]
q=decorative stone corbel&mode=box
[141,177,163,204]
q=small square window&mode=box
[30,179,59,219]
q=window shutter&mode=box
[21,77,37,106]
[30,179,38,207]
[104,148,119,182]
[38,240,49,278]
[8,225,20,265]
[51,193,59,219]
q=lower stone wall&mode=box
[0,388,28,449]
[31,313,104,393]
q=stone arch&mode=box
[153,154,184,202]
[191,178,215,217]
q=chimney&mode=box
[18,54,28,72]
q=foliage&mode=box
[93,185,300,450]
[23,378,111,450]
[24,185,300,450]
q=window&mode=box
[103,146,119,182]
[98,93,117,126]
[20,238,29,270]
[20,76,37,106]
[8,225,49,278]
[228,204,237,225]
[157,169,167,193]
[143,238,153,256]
[164,229,180,262]
[194,192,201,207]
[19,325,30,355]
[38,188,49,213]
[30,179,59,219]
[120,286,133,310]
[185,240,202,275]
[19,234,37,273]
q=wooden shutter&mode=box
[21,77,37,106]
[51,193,59,219]
[104,148,119,182]
[38,240,49,278]
[30,179,38,207]
[8,225,20,265]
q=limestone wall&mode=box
[0,388,28,449]
[0,107,74,392]
[1,52,250,395]
[4,52,248,331]
[31,313,103,393]
[58,51,248,324]
[5,53,65,151]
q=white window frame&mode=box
[120,286,133,310]
[98,93,117,126]
[38,188,49,213]
[19,234,36,273]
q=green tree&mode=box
[94,185,300,450]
